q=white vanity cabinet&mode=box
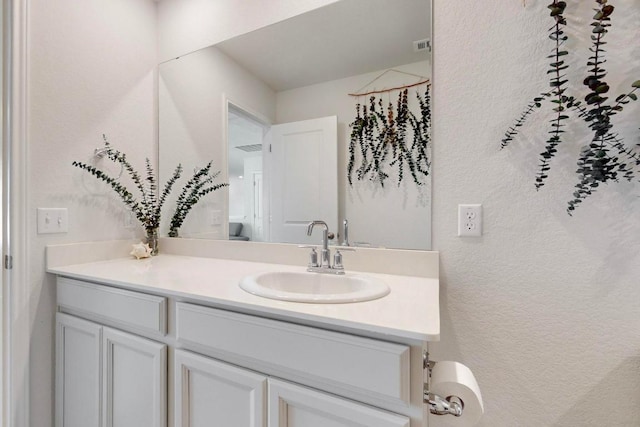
[56,278,168,427]
[173,350,410,427]
[55,313,167,427]
[174,302,413,427]
[55,276,428,427]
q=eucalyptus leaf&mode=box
[502,0,639,215]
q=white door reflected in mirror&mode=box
[268,116,338,244]
[228,108,338,245]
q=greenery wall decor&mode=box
[348,86,431,188]
[501,0,640,214]
[73,136,227,252]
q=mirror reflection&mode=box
[159,0,432,249]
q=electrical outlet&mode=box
[37,208,69,234]
[458,204,482,237]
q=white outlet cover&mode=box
[458,204,482,237]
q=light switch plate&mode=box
[37,208,68,234]
[211,209,222,225]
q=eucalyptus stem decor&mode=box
[348,86,431,187]
[72,137,182,254]
[501,0,640,214]
[168,161,228,237]
[73,136,227,253]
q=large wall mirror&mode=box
[159,0,432,250]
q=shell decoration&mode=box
[130,242,153,259]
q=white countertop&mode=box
[48,254,440,342]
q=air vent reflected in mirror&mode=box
[235,144,262,152]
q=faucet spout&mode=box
[307,220,329,248]
[307,220,328,236]
[307,220,330,266]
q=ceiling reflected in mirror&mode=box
[215,0,431,91]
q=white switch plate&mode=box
[211,209,222,225]
[37,208,68,234]
[458,204,482,237]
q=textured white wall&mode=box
[27,0,158,425]
[431,1,640,426]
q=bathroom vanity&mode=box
[48,240,439,427]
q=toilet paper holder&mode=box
[423,352,464,417]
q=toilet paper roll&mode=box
[430,361,484,426]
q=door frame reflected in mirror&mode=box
[224,99,272,243]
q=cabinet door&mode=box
[175,349,266,427]
[268,379,409,427]
[102,327,167,427]
[56,313,102,427]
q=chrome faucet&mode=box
[306,220,331,268]
[302,220,354,275]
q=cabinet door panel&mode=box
[175,350,266,427]
[102,328,167,427]
[55,313,102,427]
[268,379,409,427]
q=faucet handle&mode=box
[298,245,319,267]
[333,250,344,271]
[332,247,355,272]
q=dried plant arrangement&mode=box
[348,86,431,188]
[72,136,182,237]
[168,161,229,237]
[73,136,227,253]
[501,0,640,214]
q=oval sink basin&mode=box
[239,271,390,303]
